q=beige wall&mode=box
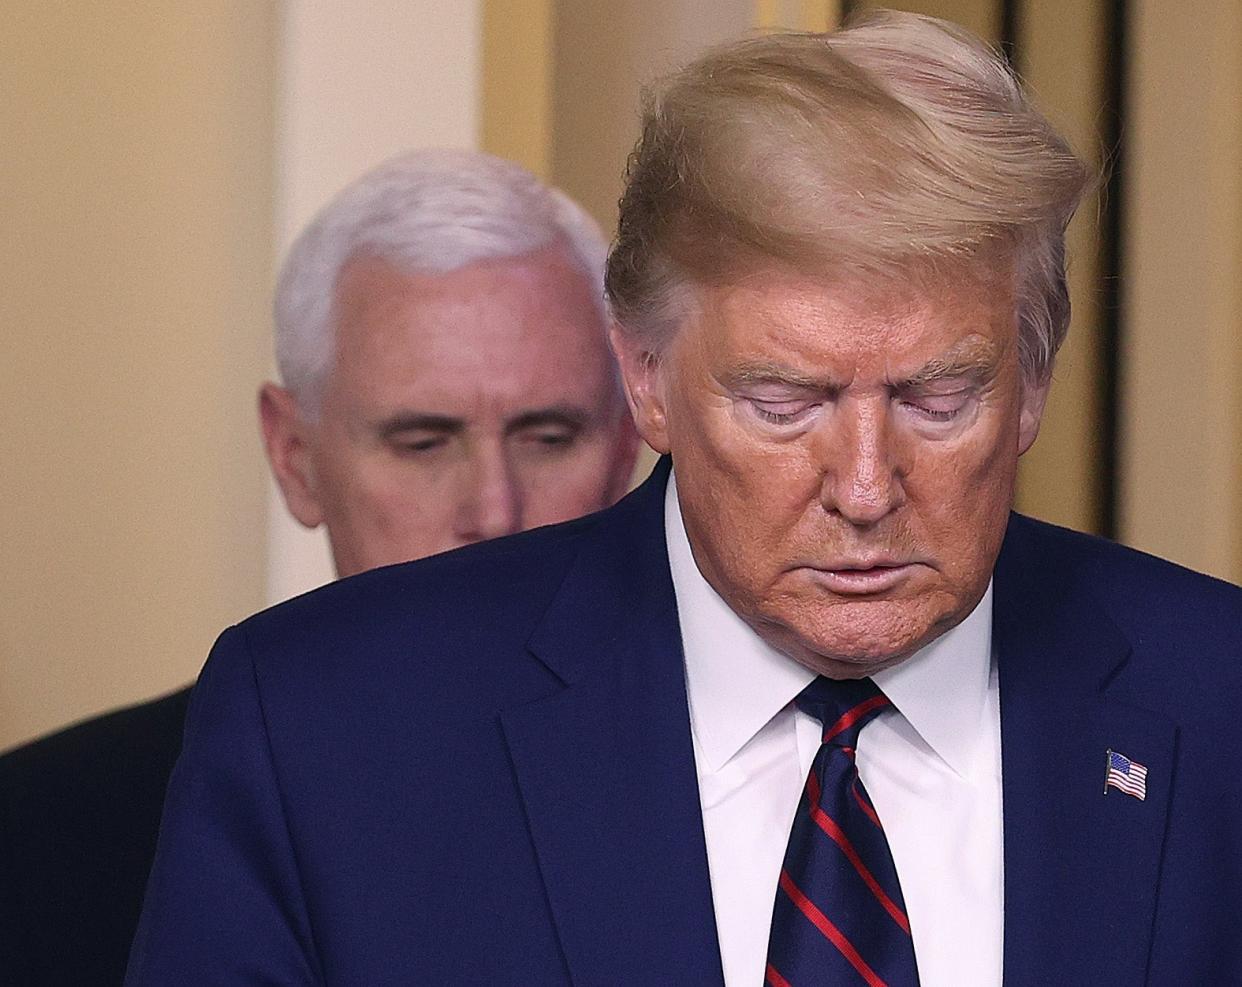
[1,0,489,748]
[1010,1,1107,533]
[756,0,839,32]
[1,3,276,750]
[852,0,997,41]
[548,0,755,233]
[1121,1,1242,582]
[483,0,554,180]
[1,1,486,748]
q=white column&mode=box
[266,0,482,604]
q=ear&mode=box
[608,323,672,455]
[1016,375,1052,457]
[258,382,324,529]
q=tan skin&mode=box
[613,264,1049,680]
[261,246,639,577]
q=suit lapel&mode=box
[995,518,1176,986]
[500,460,725,986]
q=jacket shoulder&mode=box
[0,687,190,783]
[0,689,192,986]
[0,687,191,861]
[1004,514,1242,681]
[225,511,600,698]
[1007,513,1240,614]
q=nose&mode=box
[815,398,906,527]
[454,444,523,544]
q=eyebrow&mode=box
[374,406,591,440]
[899,338,1001,388]
[723,337,1002,394]
[723,364,833,391]
[376,413,464,439]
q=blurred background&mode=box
[2,0,1239,750]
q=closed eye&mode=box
[392,433,450,454]
[507,409,586,453]
[748,399,819,426]
[377,413,462,455]
[898,390,973,422]
[515,426,578,450]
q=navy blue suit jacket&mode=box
[127,460,1242,985]
[1,687,191,987]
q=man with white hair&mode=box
[130,13,1240,987]
[0,151,636,987]
[260,150,637,574]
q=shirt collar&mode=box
[667,470,993,778]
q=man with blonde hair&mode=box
[130,13,1240,986]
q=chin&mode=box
[792,650,912,681]
[764,595,957,674]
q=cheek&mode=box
[344,479,465,569]
[906,428,1017,575]
[910,397,1019,494]
[959,414,1020,506]
[671,437,817,596]
[666,395,826,547]
[350,476,436,541]
[518,445,620,523]
[316,446,440,533]
[914,437,1010,499]
[668,387,805,490]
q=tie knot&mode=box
[794,676,890,747]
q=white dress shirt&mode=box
[665,473,1004,987]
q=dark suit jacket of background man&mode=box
[0,687,191,986]
[126,458,1242,986]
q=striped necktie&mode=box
[765,676,920,987]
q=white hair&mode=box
[274,149,610,414]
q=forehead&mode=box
[327,248,612,410]
[688,262,1016,372]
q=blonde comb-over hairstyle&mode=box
[606,9,1092,386]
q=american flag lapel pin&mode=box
[1103,748,1148,801]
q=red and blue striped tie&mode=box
[765,676,919,987]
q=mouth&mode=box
[802,560,921,596]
